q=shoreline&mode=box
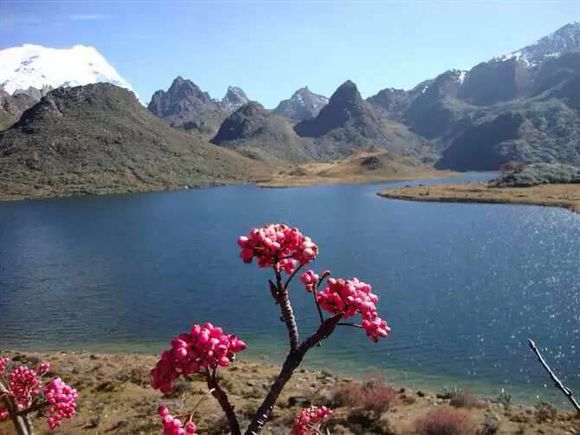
[378,182,580,214]
[3,342,572,408]
[1,350,578,434]
[0,170,457,202]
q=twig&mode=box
[337,322,363,329]
[528,339,580,413]
[311,287,324,324]
[283,262,307,290]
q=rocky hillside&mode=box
[366,22,580,170]
[0,83,268,200]
[272,87,328,121]
[211,102,317,163]
[494,163,580,187]
[0,89,39,130]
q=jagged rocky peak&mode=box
[150,76,213,107]
[294,80,383,138]
[273,86,328,121]
[220,86,249,112]
[147,76,223,134]
[328,80,361,105]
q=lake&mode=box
[0,173,578,406]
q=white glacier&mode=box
[0,44,135,96]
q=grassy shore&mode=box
[378,182,580,213]
[256,169,451,189]
[1,351,578,434]
[256,152,454,189]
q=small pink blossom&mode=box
[158,405,197,435]
[36,362,50,376]
[151,323,246,394]
[292,406,332,435]
[300,269,319,292]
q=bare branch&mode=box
[274,268,300,351]
[205,370,241,435]
[245,314,343,435]
[528,339,580,413]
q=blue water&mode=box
[0,174,578,406]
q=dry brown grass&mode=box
[379,182,580,213]
[414,406,477,435]
[333,377,399,415]
[449,390,484,409]
[256,150,453,188]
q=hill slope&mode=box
[0,84,268,200]
[211,102,319,163]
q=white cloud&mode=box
[68,14,107,21]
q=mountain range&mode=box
[0,22,579,198]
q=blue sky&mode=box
[1,1,578,107]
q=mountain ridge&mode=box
[0,83,268,200]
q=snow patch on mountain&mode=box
[220,86,249,112]
[495,21,580,66]
[0,44,135,96]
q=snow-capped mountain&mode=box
[220,86,249,112]
[272,87,328,121]
[498,21,580,65]
[0,44,134,95]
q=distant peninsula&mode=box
[378,164,580,213]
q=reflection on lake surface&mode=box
[0,173,578,405]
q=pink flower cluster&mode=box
[292,406,332,435]
[151,323,246,394]
[317,277,391,342]
[44,378,79,430]
[238,224,318,274]
[158,406,197,435]
[8,365,41,409]
[0,358,78,430]
[36,362,50,376]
